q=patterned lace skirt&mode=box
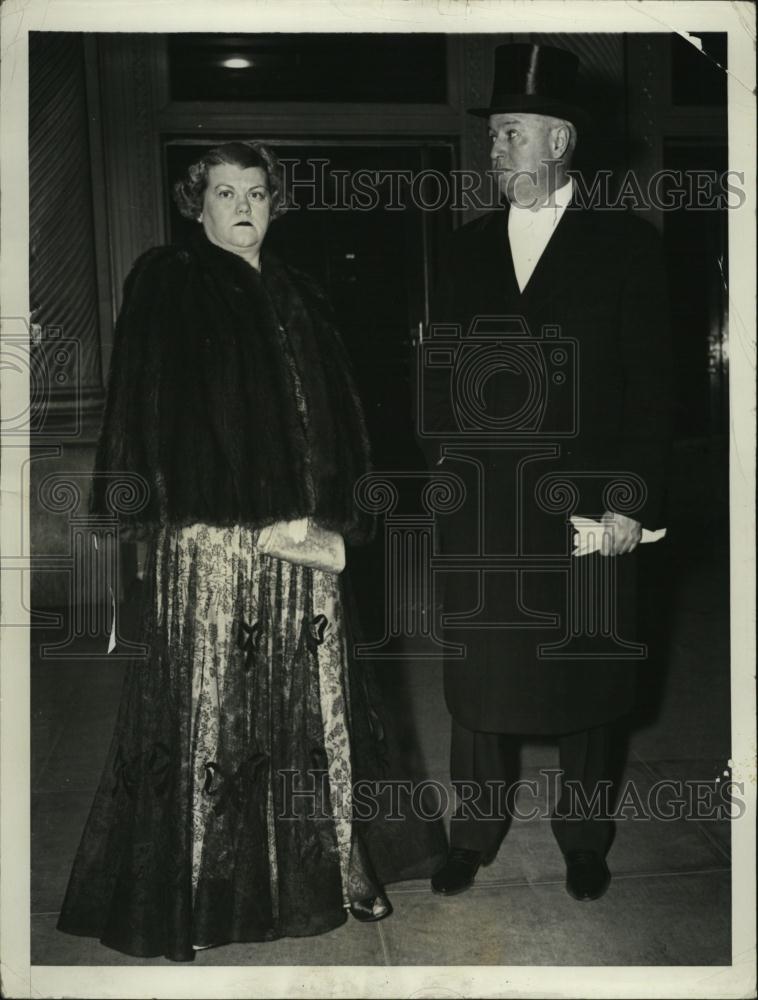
[56,522,432,961]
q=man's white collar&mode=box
[509,177,574,218]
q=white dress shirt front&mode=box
[507,177,574,292]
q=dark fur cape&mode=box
[91,229,372,542]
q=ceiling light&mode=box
[222,57,252,69]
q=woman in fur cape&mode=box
[57,141,445,961]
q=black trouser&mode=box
[449,718,614,857]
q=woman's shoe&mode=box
[349,894,393,922]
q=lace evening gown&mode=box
[56,522,444,961]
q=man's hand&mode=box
[600,511,642,556]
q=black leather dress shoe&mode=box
[565,850,611,901]
[431,847,491,895]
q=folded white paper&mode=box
[107,585,117,654]
[569,516,666,557]
[94,534,118,655]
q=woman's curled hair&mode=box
[173,140,288,221]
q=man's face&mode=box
[488,112,564,208]
[200,163,271,259]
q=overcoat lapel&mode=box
[485,208,521,308]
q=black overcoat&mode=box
[420,202,674,735]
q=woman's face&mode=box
[199,163,271,264]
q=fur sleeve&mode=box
[89,246,185,528]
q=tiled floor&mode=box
[30,446,734,967]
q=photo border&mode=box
[2,2,755,997]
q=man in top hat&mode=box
[421,43,674,901]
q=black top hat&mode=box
[468,43,590,128]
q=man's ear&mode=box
[551,123,571,159]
